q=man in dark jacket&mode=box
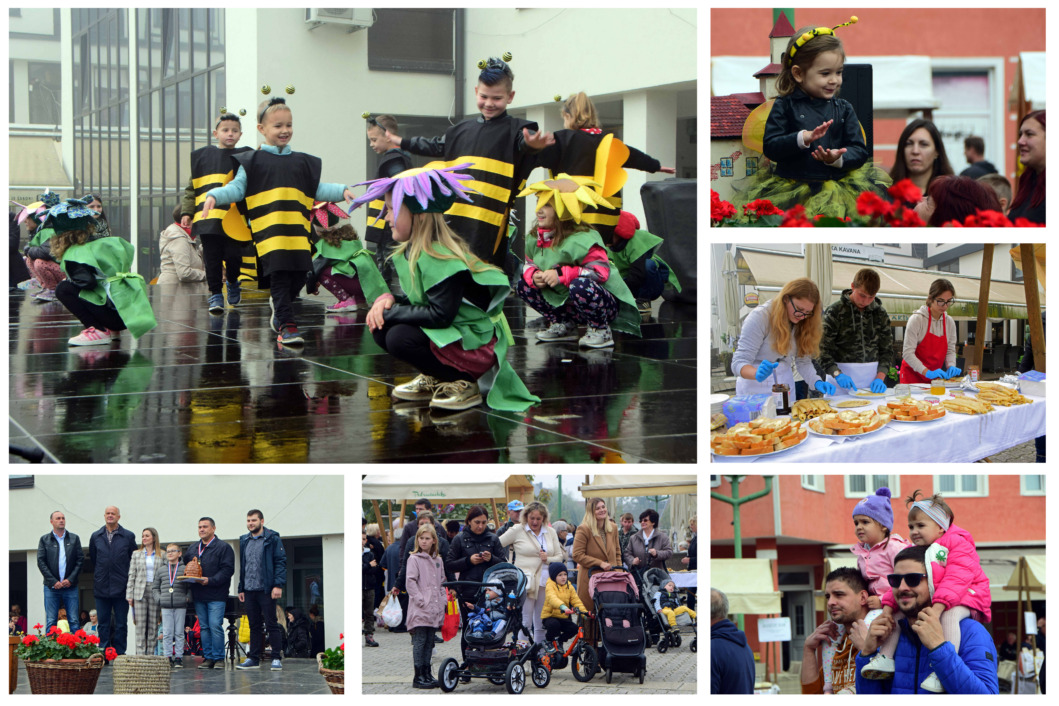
[959,137,998,179]
[236,509,287,671]
[89,505,136,657]
[183,517,235,669]
[711,588,755,694]
[37,510,84,633]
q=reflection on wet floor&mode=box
[9,283,697,463]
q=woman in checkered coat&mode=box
[126,527,163,656]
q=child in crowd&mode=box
[305,201,388,314]
[56,608,71,634]
[81,193,112,238]
[541,562,585,649]
[536,91,674,241]
[466,584,508,638]
[405,524,447,689]
[201,95,356,346]
[157,204,206,284]
[862,490,991,693]
[352,163,539,413]
[181,113,253,312]
[821,488,910,694]
[365,114,412,282]
[152,543,189,667]
[382,55,553,267]
[17,191,64,301]
[608,210,681,316]
[740,17,891,218]
[46,199,157,346]
[654,580,696,633]
[362,531,379,648]
[516,176,640,349]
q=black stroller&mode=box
[639,567,697,653]
[438,562,551,694]
[589,568,647,684]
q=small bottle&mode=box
[772,383,791,416]
[970,368,979,384]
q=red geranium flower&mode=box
[856,191,894,219]
[972,209,1012,227]
[940,219,964,227]
[87,635,100,645]
[1013,217,1044,227]
[47,625,61,636]
[887,179,922,205]
[33,623,44,631]
[339,643,344,651]
[74,629,88,639]
[743,198,784,217]
[22,635,39,646]
[105,647,118,661]
[780,204,813,227]
[339,633,343,639]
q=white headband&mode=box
[911,501,950,531]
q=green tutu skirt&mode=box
[733,161,892,220]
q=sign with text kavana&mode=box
[831,244,885,262]
[757,617,791,642]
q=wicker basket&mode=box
[111,654,172,694]
[23,654,104,694]
[316,653,344,694]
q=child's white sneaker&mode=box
[920,671,945,693]
[536,321,578,342]
[579,325,614,349]
[860,653,896,680]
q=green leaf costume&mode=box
[313,238,390,304]
[59,237,157,339]
[392,244,539,412]
[525,229,641,337]
[605,229,681,293]
[28,226,56,248]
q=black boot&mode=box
[413,665,434,689]
[423,663,440,688]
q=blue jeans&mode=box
[94,594,129,655]
[194,600,226,661]
[43,585,80,633]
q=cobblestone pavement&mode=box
[361,627,698,694]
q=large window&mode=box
[934,475,988,498]
[368,9,454,73]
[1020,475,1045,496]
[844,475,900,498]
[27,61,62,124]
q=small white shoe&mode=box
[919,671,945,693]
[860,653,896,680]
[536,321,578,342]
[579,325,614,349]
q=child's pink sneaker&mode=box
[68,327,113,346]
[326,298,360,313]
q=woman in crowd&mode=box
[126,527,162,656]
[365,523,386,609]
[914,176,1002,226]
[82,193,112,238]
[499,501,564,643]
[1008,110,1046,224]
[623,508,673,571]
[572,497,621,645]
[900,278,961,384]
[888,119,955,204]
[446,505,505,658]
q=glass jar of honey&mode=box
[930,378,945,396]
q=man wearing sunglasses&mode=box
[852,545,998,694]
[801,567,870,694]
[818,268,894,395]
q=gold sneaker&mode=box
[429,380,482,411]
[393,374,439,401]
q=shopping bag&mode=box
[238,615,250,643]
[442,597,460,642]
[381,594,403,627]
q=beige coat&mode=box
[498,524,563,600]
[571,522,621,643]
[157,223,206,284]
[126,549,162,601]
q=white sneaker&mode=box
[919,671,945,693]
[68,327,113,346]
[393,374,439,401]
[536,321,578,342]
[579,325,614,349]
[860,653,896,680]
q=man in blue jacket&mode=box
[89,506,136,658]
[236,509,287,671]
[853,545,999,694]
[711,588,756,694]
[183,517,235,670]
[37,511,84,633]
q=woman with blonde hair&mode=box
[499,500,563,643]
[731,277,835,401]
[572,497,621,645]
[126,527,162,656]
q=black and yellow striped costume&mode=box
[401,112,540,267]
[188,145,257,282]
[231,149,321,277]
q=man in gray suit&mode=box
[37,511,84,633]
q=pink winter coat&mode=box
[851,532,912,599]
[880,524,991,621]
[405,551,447,630]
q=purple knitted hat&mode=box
[852,487,894,531]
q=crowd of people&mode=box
[19,506,326,671]
[362,497,696,689]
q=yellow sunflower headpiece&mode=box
[517,174,616,224]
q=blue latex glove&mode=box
[869,378,887,394]
[834,373,856,389]
[754,359,780,382]
[814,380,836,396]
[945,366,962,379]
[924,369,945,380]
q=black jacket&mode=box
[763,87,869,181]
[383,270,493,329]
[37,530,84,586]
[362,548,378,590]
[959,160,998,179]
[89,524,137,598]
[237,527,287,593]
[183,537,235,603]
[285,608,313,658]
[445,529,505,601]
[686,535,697,571]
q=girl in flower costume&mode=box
[516,175,641,348]
[44,199,157,346]
[351,163,539,413]
[16,190,64,301]
[305,201,389,313]
[736,17,891,219]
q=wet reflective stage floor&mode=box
[9,284,697,463]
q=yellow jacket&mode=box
[541,578,586,620]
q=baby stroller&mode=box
[640,567,697,653]
[589,568,647,684]
[438,562,551,694]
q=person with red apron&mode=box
[899,279,960,383]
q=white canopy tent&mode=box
[362,477,511,545]
[579,475,697,541]
[711,558,781,615]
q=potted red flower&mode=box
[15,624,105,693]
[316,631,344,694]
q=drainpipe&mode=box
[453,9,465,122]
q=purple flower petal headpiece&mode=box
[349,162,477,224]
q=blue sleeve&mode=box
[854,651,890,694]
[762,98,805,163]
[315,182,348,202]
[932,626,999,694]
[273,535,287,588]
[836,100,868,171]
[206,166,247,206]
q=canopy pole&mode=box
[971,244,994,369]
[371,500,387,546]
[1020,244,1045,373]
[1015,558,1024,694]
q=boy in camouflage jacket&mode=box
[817,270,894,386]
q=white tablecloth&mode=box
[712,393,1046,463]
[669,571,697,589]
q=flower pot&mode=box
[23,653,104,694]
[8,636,18,694]
[316,653,344,694]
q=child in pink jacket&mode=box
[861,489,991,694]
[406,524,449,689]
[822,487,910,693]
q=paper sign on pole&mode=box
[1025,612,1038,635]
[757,617,791,642]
